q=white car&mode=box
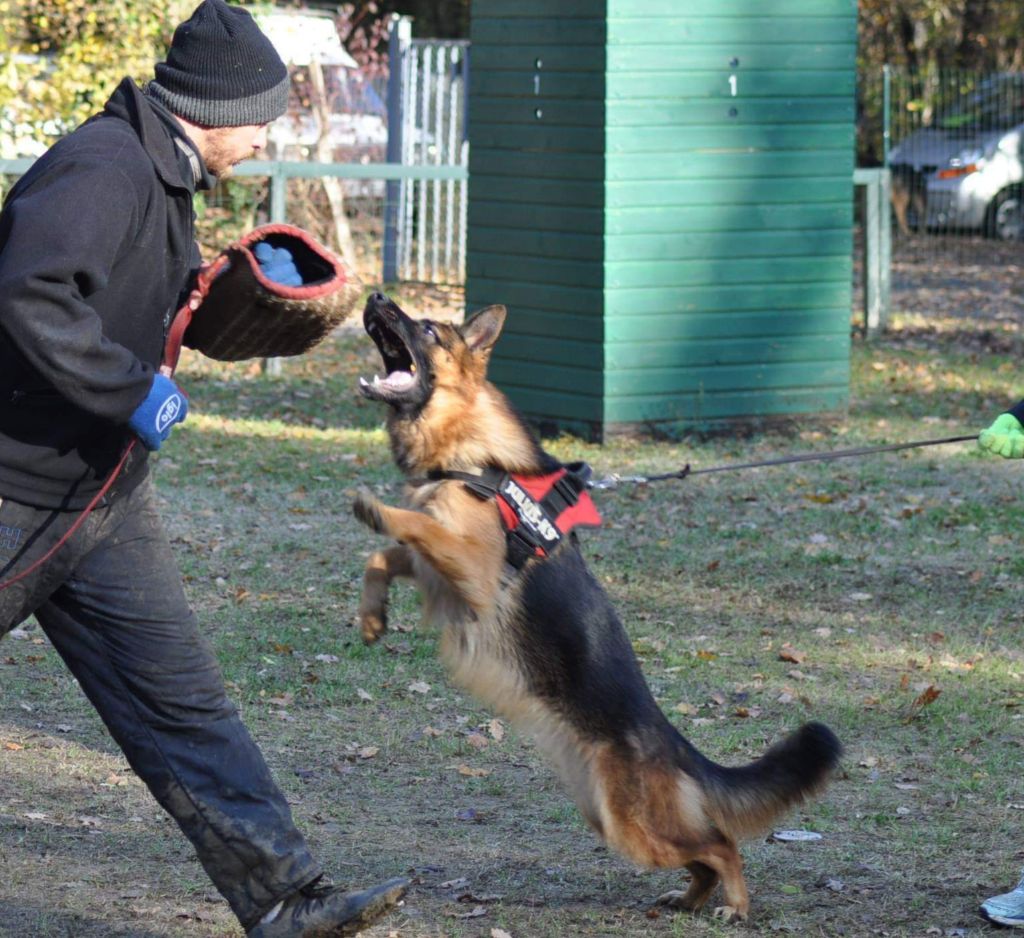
[889,74,1024,240]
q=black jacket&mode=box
[0,78,203,509]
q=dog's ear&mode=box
[462,305,506,355]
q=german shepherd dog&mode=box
[352,292,842,921]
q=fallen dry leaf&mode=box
[450,905,487,919]
[456,764,490,778]
[905,685,941,723]
[408,681,431,695]
[488,719,505,742]
[779,644,807,664]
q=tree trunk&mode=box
[309,56,359,270]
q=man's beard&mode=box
[203,130,247,177]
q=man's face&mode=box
[202,123,269,177]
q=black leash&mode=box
[587,434,978,490]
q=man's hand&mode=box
[978,412,1024,458]
[129,374,188,451]
[254,242,302,286]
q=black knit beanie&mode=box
[147,0,289,127]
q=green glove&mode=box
[979,412,1024,458]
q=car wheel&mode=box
[987,187,1024,241]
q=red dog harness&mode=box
[429,462,602,569]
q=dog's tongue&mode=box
[363,370,415,392]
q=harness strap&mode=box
[428,462,602,569]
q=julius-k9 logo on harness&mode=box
[430,462,602,569]
[499,477,559,544]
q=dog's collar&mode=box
[424,462,602,569]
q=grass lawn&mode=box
[2,293,1023,937]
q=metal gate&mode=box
[383,20,470,285]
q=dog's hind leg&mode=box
[655,861,719,912]
[359,545,414,643]
[699,842,749,923]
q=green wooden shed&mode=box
[465,0,858,439]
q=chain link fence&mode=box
[857,67,1024,325]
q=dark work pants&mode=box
[0,478,321,929]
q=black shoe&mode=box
[247,876,409,937]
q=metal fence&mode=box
[385,26,470,285]
[861,67,1024,248]
[0,158,468,292]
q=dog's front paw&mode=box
[360,608,387,644]
[353,488,387,534]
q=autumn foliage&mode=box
[0,0,191,147]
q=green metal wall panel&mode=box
[604,307,852,340]
[605,334,851,370]
[607,17,856,45]
[607,72,857,99]
[604,176,851,207]
[605,360,850,397]
[603,285,851,317]
[468,0,608,434]
[603,385,850,428]
[489,361,605,399]
[468,279,604,316]
[607,44,855,72]
[603,257,850,289]
[604,203,852,234]
[467,0,856,437]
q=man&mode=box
[977,406,1024,928]
[0,1,407,935]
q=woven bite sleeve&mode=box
[180,224,362,361]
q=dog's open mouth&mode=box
[358,297,427,407]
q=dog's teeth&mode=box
[359,376,369,388]
[410,363,417,374]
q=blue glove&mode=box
[128,374,188,451]
[253,242,303,287]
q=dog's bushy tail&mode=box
[698,722,842,840]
